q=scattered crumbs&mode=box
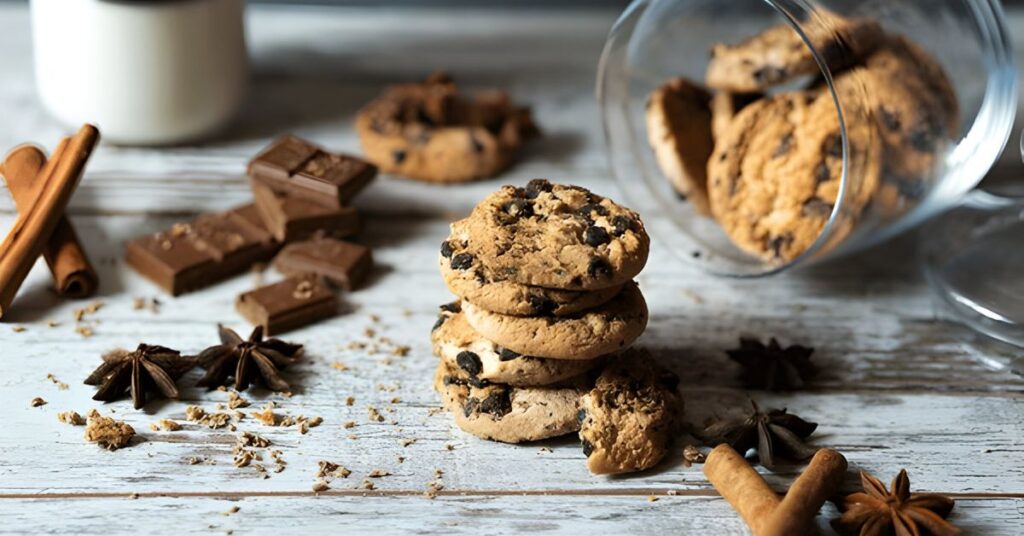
[330,361,350,372]
[367,406,385,423]
[233,450,255,468]
[345,396,355,406]
[84,410,135,450]
[46,373,69,390]
[150,419,182,432]
[367,469,391,478]
[390,397,402,404]
[312,480,330,493]
[400,438,416,447]
[392,345,410,357]
[186,456,205,465]
[30,397,47,407]
[445,444,454,451]
[317,461,351,479]
[369,314,381,323]
[185,405,232,429]
[647,496,659,502]
[537,447,552,454]
[132,297,160,313]
[364,328,376,338]
[12,326,26,333]
[251,402,278,426]
[424,469,445,499]
[427,407,445,417]
[237,431,271,448]
[129,493,139,500]
[360,479,375,491]
[57,411,85,425]
[397,456,405,464]
[401,308,413,317]
[222,506,240,516]
[47,320,60,328]
[227,391,250,409]
[75,326,94,338]
[185,405,206,421]
[682,445,707,468]
[344,421,356,429]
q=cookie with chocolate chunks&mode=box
[431,304,602,386]
[705,10,882,92]
[461,281,648,360]
[579,351,681,475]
[440,220,623,316]
[433,360,588,443]
[449,179,649,291]
[355,72,539,183]
[707,90,880,262]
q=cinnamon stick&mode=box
[704,445,848,536]
[2,143,98,298]
[0,124,99,319]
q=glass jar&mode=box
[30,0,248,145]
[598,0,1017,276]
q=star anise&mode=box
[832,469,960,536]
[196,325,303,391]
[85,344,196,409]
[727,337,815,390]
[702,400,818,470]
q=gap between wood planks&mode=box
[2,490,1022,500]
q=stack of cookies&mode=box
[432,179,681,474]
[645,10,957,263]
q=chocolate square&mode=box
[272,236,373,290]
[235,275,338,335]
[251,179,361,243]
[248,135,377,209]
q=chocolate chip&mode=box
[576,409,586,425]
[431,316,446,332]
[524,179,553,199]
[584,225,610,247]
[691,250,702,258]
[802,197,834,217]
[462,398,478,417]
[908,124,939,153]
[498,347,521,361]
[823,134,843,158]
[477,389,512,417]
[456,351,483,376]
[501,199,534,219]
[578,203,609,220]
[587,256,612,279]
[527,294,558,316]
[569,275,583,287]
[772,133,793,158]
[450,253,474,270]
[814,162,831,184]
[879,107,901,132]
[752,65,786,85]
[611,215,634,237]
[439,302,461,313]
[440,240,453,258]
[469,135,484,153]
[392,150,407,164]
[767,234,793,259]
[582,439,594,457]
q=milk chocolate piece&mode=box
[235,274,338,335]
[272,236,373,290]
[248,135,377,209]
[251,180,361,243]
[125,204,278,296]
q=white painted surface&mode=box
[0,4,1022,535]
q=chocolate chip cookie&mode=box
[433,361,587,443]
[705,11,882,92]
[355,72,539,183]
[440,221,624,316]
[431,303,601,386]
[707,90,881,261]
[645,78,715,214]
[461,281,647,360]
[446,179,649,291]
[578,352,681,475]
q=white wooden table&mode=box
[1,4,1022,534]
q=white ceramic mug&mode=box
[30,0,248,146]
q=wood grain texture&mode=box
[0,4,1022,535]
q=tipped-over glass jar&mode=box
[598,0,1017,276]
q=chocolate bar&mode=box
[235,274,337,335]
[272,235,373,291]
[125,204,278,296]
[251,180,361,243]
[248,135,377,209]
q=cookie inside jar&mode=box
[642,7,958,265]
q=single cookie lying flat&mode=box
[461,281,647,360]
[707,90,880,261]
[705,11,882,92]
[355,72,539,183]
[445,179,649,291]
[431,304,601,386]
[440,220,623,316]
[645,78,714,214]
[433,361,587,443]
[579,352,681,475]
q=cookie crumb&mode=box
[46,373,69,390]
[330,362,349,372]
[227,391,250,409]
[150,419,181,432]
[682,445,706,468]
[251,402,278,426]
[312,480,330,493]
[360,479,375,491]
[343,421,356,429]
[30,397,47,407]
[345,396,355,406]
[367,406,385,423]
[647,496,659,502]
[400,438,416,447]
[57,411,86,425]
[84,412,135,450]
[367,469,391,478]
[222,506,240,516]
[11,325,25,333]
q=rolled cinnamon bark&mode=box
[2,143,98,298]
[0,125,99,319]
[704,444,781,534]
[759,448,847,536]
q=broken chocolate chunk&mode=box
[814,162,831,184]
[477,389,512,417]
[587,256,613,279]
[393,150,407,164]
[527,294,558,316]
[584,225,610,247]
[450,253,474,270]
[456,351,483,376]
[611,215,634,237]
[524,179,553,199]
[582,438,594,457]
[440,241,453,258]
[502,199,534,219]
[497,347,521,361]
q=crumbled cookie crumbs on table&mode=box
[401,438,416,447]
[222,506,240,516]
[227,391,250,409]
[345,396,355,406]
[367,469,391,478]
[30,397,47,407]
[367,406,384,422]
[360,479,375,490]
[46,373,69,390]
[84,411,135,450]
[251,402,278,425]
[312,480,330,493]
[11,325,26,333]
[150,419,182,432]
[57,411,85,425]
[330,361,349,371]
